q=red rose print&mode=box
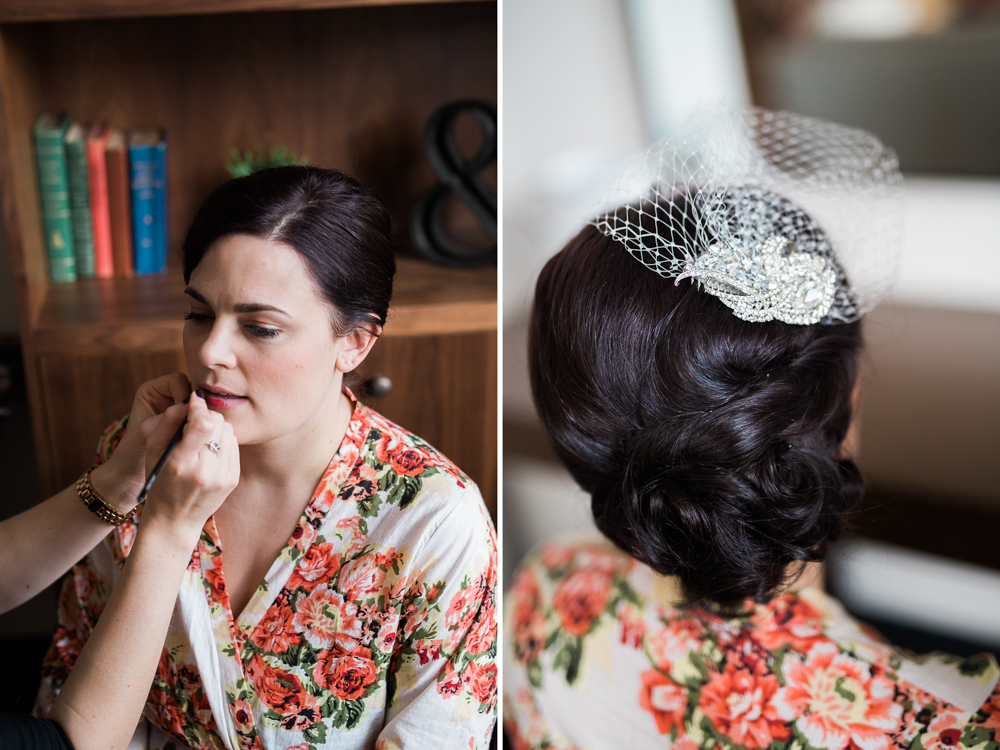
[752,595,826,654]
[639,670,687,735]
[314,646,379,700]
[232,698,254,732]
[203,565,228,607]
[146,685,186,740]
[552,566,611,637]
[699,665,789,749]
[251,607,300,654]
[464,660,497,709]
[375,437,427,477]
[286,542,341,594]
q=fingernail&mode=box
[183,395,191,404]
[195,389,205,400]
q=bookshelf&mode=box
[0,0,498,514]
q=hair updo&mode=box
[529,195,864,609]
[183,166,395,337]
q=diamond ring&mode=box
[207,441,221,453]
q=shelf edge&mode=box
[0,0,492,24]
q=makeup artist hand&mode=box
[44,393,238,750]
[140,391,240,542]
[0,373,192,615]
[92,373,192,508]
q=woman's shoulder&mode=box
[339,399,490,532]
[355,399,474,490]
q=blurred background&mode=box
[504,0,1000,656]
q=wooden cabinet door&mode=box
[37,351,189,493]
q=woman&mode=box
[503,110,1000,749]
[3,391,239,750]
[35,167,497,749]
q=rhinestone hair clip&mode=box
[674,236,836,325]
[592,107,903,325]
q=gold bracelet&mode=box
[76,467,137,526]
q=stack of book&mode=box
[33,114,168,283]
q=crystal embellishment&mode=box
[674,236,836,325]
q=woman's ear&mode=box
[335,323,381,373]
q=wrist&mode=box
[90,462,143,514]
[135,510,205,555]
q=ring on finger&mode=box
[207,441,221,453]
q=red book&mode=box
[86,123,114,278]
[105,128,134,277]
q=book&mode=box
[33,113,76,283]
[128,130,167,275]
[105,128,134,277]
[64,122,96,278]
[86,123,114,278]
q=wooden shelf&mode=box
[0,0,489,24]
[32,256,496,355]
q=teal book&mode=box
[33,113,76,283]
[64,122,96,278]
[128,130,167,275]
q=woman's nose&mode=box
[198,319,238,370]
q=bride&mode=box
[35,166,497,750]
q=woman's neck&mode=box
[235,386,354,495]
[789,560,825,593]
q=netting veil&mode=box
[592,107,903,324]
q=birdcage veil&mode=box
[592,107,903,324]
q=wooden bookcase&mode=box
[0,0,498,515]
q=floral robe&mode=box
[36,392,498,750]
[504,535,1000,750]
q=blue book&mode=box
[128,130,167,274]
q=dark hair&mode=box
[183,166,395,336]
[529,197,863,609]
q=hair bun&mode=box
[530,219,866,607]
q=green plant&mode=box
[226,144,309,178]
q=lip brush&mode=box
[135,393,194,504]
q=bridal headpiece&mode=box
[592,107,903,324]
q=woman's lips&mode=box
[201,387,247,410]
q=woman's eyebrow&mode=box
[183,287,288,316]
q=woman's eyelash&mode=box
[247,325,279,339]
[185,312,278,339]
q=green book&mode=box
[33,113,76,283]
[64,122,95,278]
